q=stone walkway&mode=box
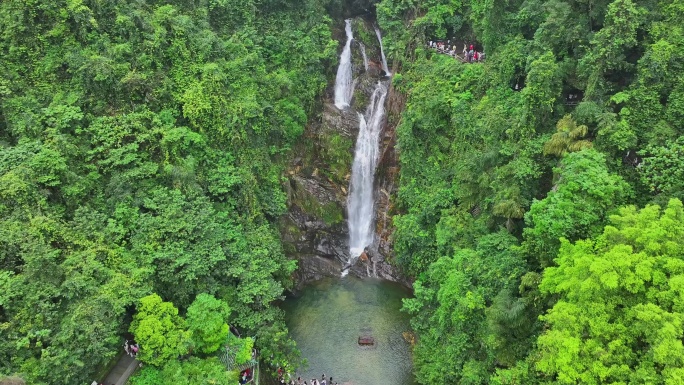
[101,353,139,385]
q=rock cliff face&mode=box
[280,18,409,288]
[372,80,404,282]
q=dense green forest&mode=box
[0,0,338,384]
[376,0,684,383]
[2,0,684,384]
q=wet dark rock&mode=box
[322,103,360,139]
[365,61,387,79]
[366,65,382,78]
[296,254,346,284]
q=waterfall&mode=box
[346,82,389,267]
[359,42,369,71]
[374,26,390,76]
[334,20,354,109]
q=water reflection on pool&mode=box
[283,276,416,385]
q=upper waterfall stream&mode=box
[334,19,354,109]
[374,26,390,76]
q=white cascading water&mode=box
[345,81,389,269]
[374,26,391,76]
[334,19,354,109]
[359,42,369,71]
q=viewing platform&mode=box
[219,343,259,385]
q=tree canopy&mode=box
[129,294,190,366]
[537,199,684,384]
[186,293,231,355]
[0,0,335,383]
[379,0,684,383]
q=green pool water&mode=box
[283,276,416,385]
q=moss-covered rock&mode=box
[292,180,344,226]
[319,132,353,184]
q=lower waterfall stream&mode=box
[347,81,388,264]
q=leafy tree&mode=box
[523,149,630,267]
[639,137,684,202]
[522,51,562,127]
[130,294,190,366]
[131,188,230,308]
[130,357,235,385]
[536,199,684,384]
[255,320,302,377]
[604,0,684,156]
[403,232,528,385]
[580,0,646,99]
[187,294,231,354]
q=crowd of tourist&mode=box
[286,374,338,385]
[427,41,485,62]
[272,367,340,385]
